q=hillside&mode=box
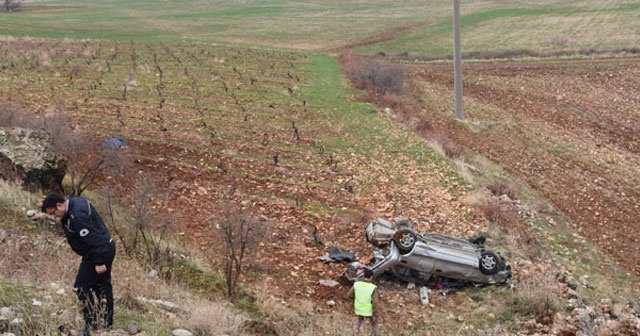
[1,0,640,335]
[1,36,639,335]
[400,59,640,277]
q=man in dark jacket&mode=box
[42,193,116,335]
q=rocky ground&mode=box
[119,56,640,334]
[400,58,640,277]
[2,35,639,333]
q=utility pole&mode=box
[453,0,464,120]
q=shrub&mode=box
[511,272,562,325]
[343,55,405,95]
[219,204,261,298]
[488,177,519,200]
[473,196,520,228]
[429,131,464,160]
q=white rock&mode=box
[0,307,14,320]
[171,329,193,336]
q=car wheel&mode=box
[479,250,504,275]
[394,229,416,254]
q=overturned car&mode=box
[345,218,511,287]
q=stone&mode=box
[126,324,139,334]
[171,329,193,336]
[0,128,66,192]
[0,307,14,320]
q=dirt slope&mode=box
[126,56,640,330]
[390,58,640,276]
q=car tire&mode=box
[394,229,416,254]
[479,250,504,275]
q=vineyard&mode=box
[1,37,489,333]
[2,1,640,334]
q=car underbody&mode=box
[344,218,512,287]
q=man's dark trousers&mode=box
[75,240,116,330]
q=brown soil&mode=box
[384,58,640,276]
[4,35,637,330]
[20,5,86,12]
[108,57,639,328]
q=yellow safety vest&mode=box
[353,281,376,317]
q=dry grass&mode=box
[251,289,353,336]
[0,179,358,335]
[428,131,466,160]
[185,302,247,336]
[511,272,562,325]
[0,179,246,334]
[488,177,520,200]
[0,181,85,334]
[475,197,525,234]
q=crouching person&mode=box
[41,193,116,335]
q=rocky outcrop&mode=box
[0,127,66,192]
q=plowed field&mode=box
[392,58,640,276]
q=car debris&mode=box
[317,246,356,263]
[319,279,341,287]
[419,286,430,305]
[100,137,128,149]
[343,218,512,287]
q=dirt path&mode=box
[325,21,429,54]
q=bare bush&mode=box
[429,131,464,160]
[0,102,45,130]
[344,55,405,95]
[218,205,260,298]
[44,115,130,196]
[0,103,130,196]
[0,102,22,128]
[512,272,562,324]
[473,197,520,228]
[406,116,433,138]
[488,177,520,200]
[1,0,21,12]
[99,176,173,269]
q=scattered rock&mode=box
[0,307,15,321]
[126,324,139,335]
[171,329,193,336]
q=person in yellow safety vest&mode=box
[347,268,380,336]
